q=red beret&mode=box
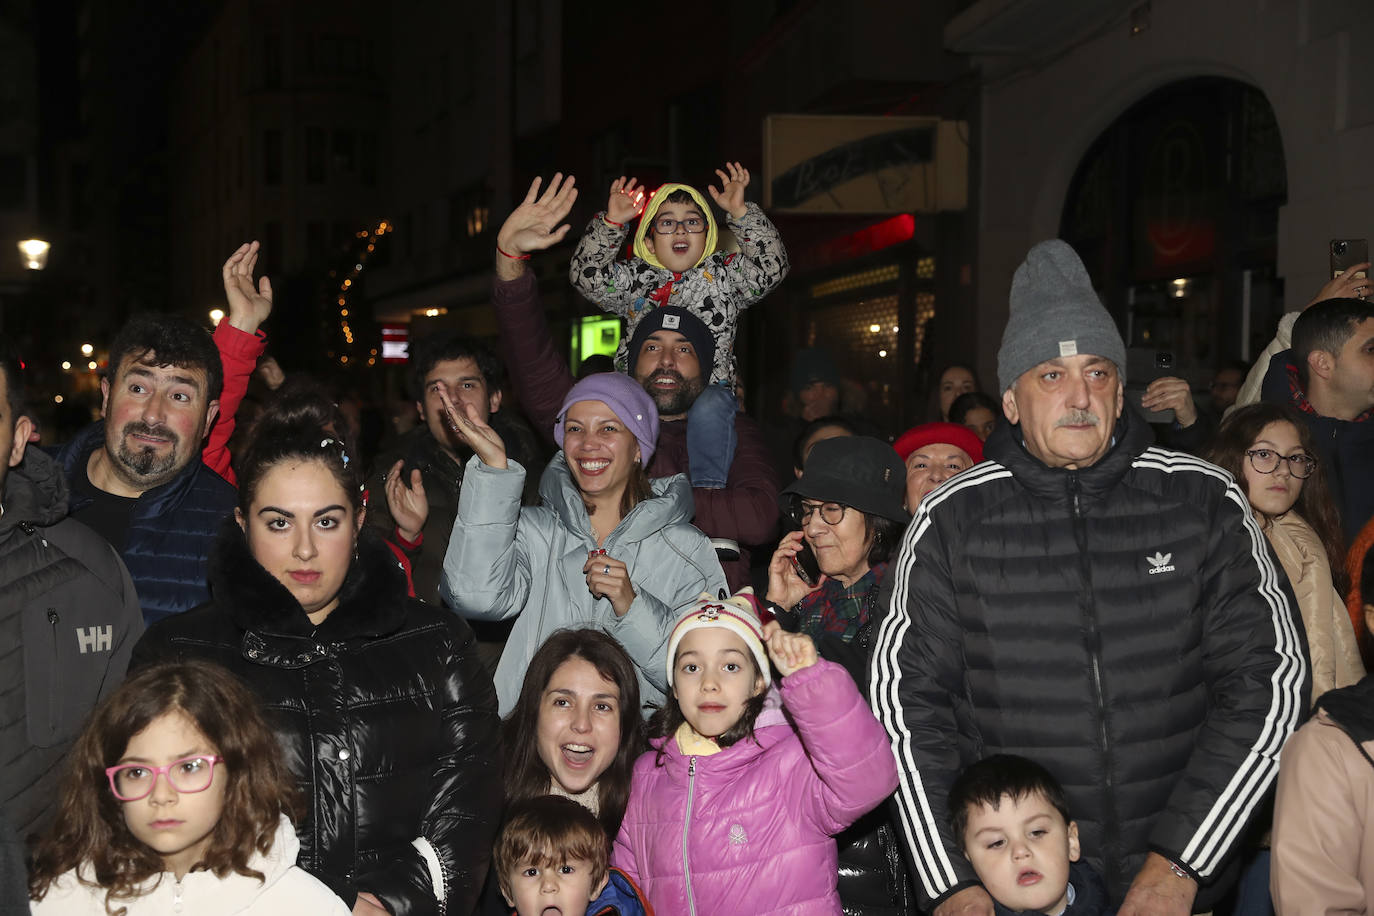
[893,422,985,464]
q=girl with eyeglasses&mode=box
[28,660,349,914]
[1208,402,1362,702]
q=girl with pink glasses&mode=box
[27,660,347,914]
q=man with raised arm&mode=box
[488,174,779,589]
[871,240,1307,915]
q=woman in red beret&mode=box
[892,421,984,512]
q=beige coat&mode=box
[1273,710,1374,914]
[1266,512,1364,702]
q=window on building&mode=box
[263,130,283,186]
[306,219,327,264]
[0,153,27,210]
[332,129,356,174]
[360,131,377,187]
[263,220,283,272]
[263,34,282,89]
[306,127,326,183]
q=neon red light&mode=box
[810,214,915,266]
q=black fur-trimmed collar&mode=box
[208,516,410,640]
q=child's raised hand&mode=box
[606,176,645,225]
[766,627,818,678]
[708,162,750,219]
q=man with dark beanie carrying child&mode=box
[871,239,1307,915]
[487,174,779,591]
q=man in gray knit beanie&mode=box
[996,239,1127,469]
[873,234,1304,916]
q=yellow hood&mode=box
[632,182,718,271]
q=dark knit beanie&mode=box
[626,307,715,377]
[996,240,1126,393]
[789,347,841,396]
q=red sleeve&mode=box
[385,541,418,598]
[491,271,574,445]
[203,322,267,485]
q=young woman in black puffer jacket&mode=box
[133,392,502,916]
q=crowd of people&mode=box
[1,164,1373,916]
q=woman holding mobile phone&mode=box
[763,435,914,916]
[764,436,908,679]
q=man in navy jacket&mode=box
[53,313,235,625]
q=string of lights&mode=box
[328,219,391,366]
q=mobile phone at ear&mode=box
[790,541,821,587]
[1330,239,1369,280]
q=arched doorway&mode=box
[1060,77,1287,378]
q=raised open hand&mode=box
[222,241,273,332]
[439,387,507,469]
[496,173,579,258]
[707,162,751,219]
[606,176,645,225]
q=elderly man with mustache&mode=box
[871,240,1307,916]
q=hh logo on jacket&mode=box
[75,625,113,654]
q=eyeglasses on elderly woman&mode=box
[787,499,849,527]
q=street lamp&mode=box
[209,308,224,326]
[80,343,93,357]
[18,239,50,270]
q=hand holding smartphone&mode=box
[1330,239,1369,280]
[790,540,821,587]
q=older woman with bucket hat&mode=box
[762,435,917,916]
[763,436,909,664]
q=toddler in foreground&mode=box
[612,589,896,914]
[949,754,1111,915]
[495,795,650,916]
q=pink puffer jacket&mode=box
[612,658,898,915]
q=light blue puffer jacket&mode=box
[441,453,726,716]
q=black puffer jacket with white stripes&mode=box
[870,408,1309,908]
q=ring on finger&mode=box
[603,564,611,575]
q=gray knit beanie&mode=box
[996,240,1126,393]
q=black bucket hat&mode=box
[780,436,909,524]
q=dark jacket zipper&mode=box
[1069,474,1120,886]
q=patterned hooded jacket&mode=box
[569,183,789,387]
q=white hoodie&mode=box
[31,815,349,915]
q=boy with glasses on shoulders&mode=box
[568,164,789,491]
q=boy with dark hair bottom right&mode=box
[949,755,1112,915]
